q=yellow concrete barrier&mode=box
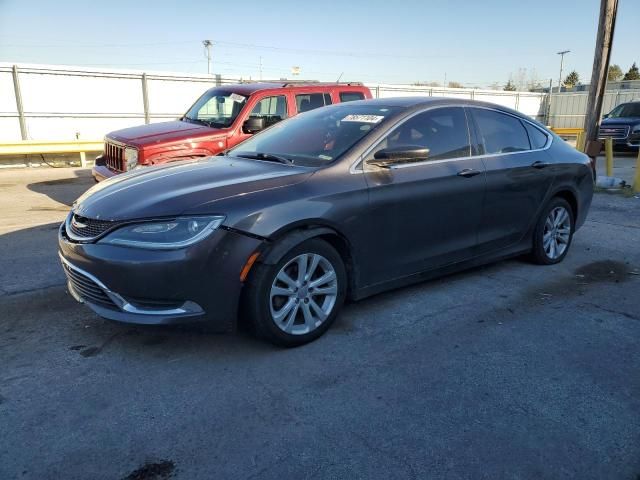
[551,127,584,137]
[604,138,614,177]
[576,132,586,152]
[634,149,640,194]
[0,140,103,167]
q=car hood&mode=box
[108,120,229,146]
[74,157,313,221]
[601,117,640,126]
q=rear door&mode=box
[360,106,486,285]
[468,107,554,253]
[294,92,332,114]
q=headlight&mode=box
[99,216,225,249]
[632,125,640,133]
[124,147,138,171]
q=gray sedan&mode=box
[59,97,593,346]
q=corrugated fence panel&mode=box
[0,69,21,141]
[146,77,215,118]
[2,63,639,141]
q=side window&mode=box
[249,95,288,127]
[340,91,365,102]
[296,93,328,113]
[471,109,530,154]
[524,122,548,150]
[323,93,333,105]
[374,107,470,161]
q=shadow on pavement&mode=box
[26,169,95,206]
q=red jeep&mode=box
[93,82,372,181]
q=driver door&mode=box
[360,107,486,285]
[227,94,289,149]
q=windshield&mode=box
[184,89,248,128]
[608,103,640,118]
[229,104,401,167]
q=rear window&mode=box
[471,108,530,154]
[340,91,365,102]
[524,122,548,150]
[296,93,330,113]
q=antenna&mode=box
[336,72,344,83]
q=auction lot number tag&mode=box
[341,114,385,124]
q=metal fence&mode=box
[2,62,639,141]
[548,90,640,128]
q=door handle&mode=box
[531,161,550,169]
[457,168,482,178]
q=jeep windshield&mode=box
[608,103,640,118]
[229,104,401,167]
[183,89,248,128]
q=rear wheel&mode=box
[243,238,347,347]
[531,197,574,265]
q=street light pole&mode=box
[557,50,570,93]
[203,40,213,75]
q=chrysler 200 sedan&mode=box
[59,98,593,346]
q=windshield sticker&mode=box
[341,114,384,124]
[229,93,246,103]
[318,154,332,160]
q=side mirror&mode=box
[243,117,266,134]
[602,113,610,119]
[367,146,430,168]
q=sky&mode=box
[0,0,638,88]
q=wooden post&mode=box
[583,0,618,161]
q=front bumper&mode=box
[598,134,640,149]
[58,222,263,330]
[92,157,118,182]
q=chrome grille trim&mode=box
[598,125,630,140]
[105,140,125,172]
[60,256,120,310]
[59,254,204,316]
[65,213,121,242]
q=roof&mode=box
[211,82,366,95]
[340,96,529,117]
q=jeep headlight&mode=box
[124,147,138,171]
[99,216,225,249]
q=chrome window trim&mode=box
[59,253,202,316]
[349,104,552,174]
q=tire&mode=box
[243,238,347,347]
[530,197,575,265]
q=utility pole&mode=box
[583,0,618,161]
[557,50,570,93]
[203,40,213,75]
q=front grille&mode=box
[105,141,125,172]
[68,213,119,240]
[598,125,630,140]
[61,261,119,310]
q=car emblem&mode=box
[71,217,88,229]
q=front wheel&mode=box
[243,238,347,347]
[530,197,575,265]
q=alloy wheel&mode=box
[543,206,571,260]
[269,253,338,335]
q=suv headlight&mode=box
[632,125,640,133]
[99,216,225,249]
[124,147,138,171]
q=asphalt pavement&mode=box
[1,167,639,480]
